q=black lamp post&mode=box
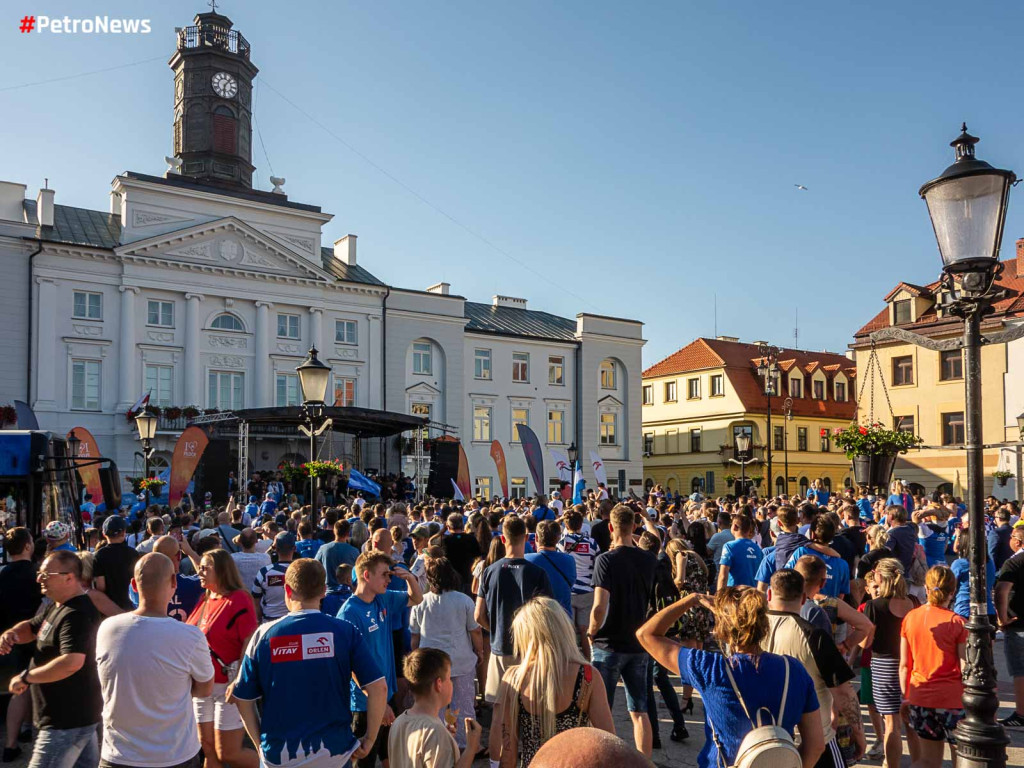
[782,397,793,497]
[134,408,158,508]
[756,344,782,495]
[66,429,82,511]
[918,125,1014,768]
[296,347,332,509]
[733,431,753,496]
[566,442,578,499]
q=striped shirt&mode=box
[557,533,600,594]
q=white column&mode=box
[185,293,204,406]
[367,314,382,409]
[309,307,323,351]
[118,286,139,410]
[255,301,273,407]
[34,278,57,409]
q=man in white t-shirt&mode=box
[96,552,214,768]
[549,491,564,516]
[231,529,272,593]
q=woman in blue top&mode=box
[886,480,915,514]
[637,587,824,768]
[950,526,996,620]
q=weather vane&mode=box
[209,0,219,12]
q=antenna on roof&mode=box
[714,293,718,338]
[794,308,799,350]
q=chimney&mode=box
[426,282,450,295]
[1016,237,1024,278]
[715,335,739,343]
[333,234,356,266]
[36,185,54,228]
[0,181,27,223]
[751,339,768,346]
[492,295,527,309]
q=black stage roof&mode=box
[208,406,426,439]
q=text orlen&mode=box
[36,16,152,34]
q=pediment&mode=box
[597,394,623,407]
[406,382,441,396]
[115,217,332,282]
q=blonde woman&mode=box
[860,558,918,768]
[662,539,711,710]
[887,479,914,513]
[490,597,614,766]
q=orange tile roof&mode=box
[884,281,930,301]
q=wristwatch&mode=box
[18,669,30,686]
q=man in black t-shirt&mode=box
[588,504,656,757]
[0,550,101,767]
[995,527,1024,729]
[589,500,613,555]
[93,515,141,610]
[442,513,481,595]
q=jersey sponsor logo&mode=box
[302,633,335,659]
[267,573,285,587]
[270,634,302,662]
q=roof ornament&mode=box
[270,176,286,195]
[209,0,219,12]
[165,156,183,176]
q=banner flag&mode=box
[168,426,209,507]
[572,461,586,505]
[517,424,545,497]
[589,450,607,487]
[550,449,571,482]
[456,441,472,500]
[451,478,465,502]
[348,468,381,497]
[67,427,104,510]
[489,441,509,499]
[13,401,38,430]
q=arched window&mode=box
[776,476,786,494]
[823,477,832,492]
[844,476,853,489]
[213,105,236,154]
[599,360,616,389]
[211,313,244,332]
[908,482,926,497]
[799,476,809,497]
[692,477,703,494]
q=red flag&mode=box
[489,441,509,499]
[67,428,103,510]
[168,426,209,507]
[456,441,471,501]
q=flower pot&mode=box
[997,476,1008,487]
[851,453,897,490]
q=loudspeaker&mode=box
[198,439,234,504]
[98,462,122,511]
[427,440,459,498]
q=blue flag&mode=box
[572,461,586,505]
[348,468,381,497]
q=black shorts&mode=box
[392,629,407,680]
[352,700,393,768]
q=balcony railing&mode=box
[177,24,250,59]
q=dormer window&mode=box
[789,377,803,398]
[893,299,912,324]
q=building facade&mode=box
[642,337,857,498]
[0,9,646,499]
[851,246,1024,499]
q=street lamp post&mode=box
[870,125,1021,768]
[134,408,158,508]
[296,347,332,510]
[566,442,578,500]
[732,431,754,497]
[783,397,793,497]
[757,344,782,495]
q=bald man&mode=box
[96,553,214,768]
[127,535,204,621]
[531,728,654,768]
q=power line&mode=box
[258,77,599,310]
[252,80,275,179]
[0,55,165,93]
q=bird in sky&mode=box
[794,184,808,191]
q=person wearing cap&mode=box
[252,532,296,622]
[93,516,141,611]
[43,521,76,553]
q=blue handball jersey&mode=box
[785,546,851,598]
[919,523,950,566]
[338,590,407,711]
[232,610,383,768]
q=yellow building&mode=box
[851,249,1024,498]
[641,337,858,498]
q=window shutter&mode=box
[213,113,236,154]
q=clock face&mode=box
[211,72,237,99]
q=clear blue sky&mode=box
[3,1,1023,367]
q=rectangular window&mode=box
[942,412,965,445]
[412,342,432,375]
[687,378,700,399]
[512,407,529,442]
[600,361,616,389]
[835,381,847,402]
[473,406,492,441]
[664,381,677,402]
[143,364,173,407]
[72,290,102,320]
[548,356,564,386]
[475,349,492,380]
[276,313,300,339]
[146,300,174,328]
[896,415,915,435]
[892,355,914,386]
[547,410,563,444]
[333,377,356,407]
[335,319,357,345]
[513,353,530,383]
[790,377,803,398]
[475,476,491,500]
[820,431,830,452]
[642,385,653,405]
[813,380,824,400]
[940,349,963,381]
[893,299,912,324]
[774,425,784,451]
[71,359,101,410]
[510,478,527,499]
[643,433,654,455]
[690,428,702,453]
[208,371,244,410]
[797,427,808,452]
[600,412,617,445]
[275,373,301,407]
[710,374,724,397]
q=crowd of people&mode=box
[1,477,1023,768]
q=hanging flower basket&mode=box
[278,461,308,485]
[993,470,1012,487]
[0,404,16,427]
[304,459,343,478]
[182,405,201,419]
[139,477,166,493]
[833,422,922,490]
[164,406,183,420]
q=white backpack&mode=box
[709,656,803,768]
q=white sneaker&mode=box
[866,741,884,760]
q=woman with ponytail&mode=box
[898,565,967,768]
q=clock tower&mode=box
[170,11,258,189]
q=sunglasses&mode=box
[37,571,73,581]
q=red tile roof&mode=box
[884,282,929,302]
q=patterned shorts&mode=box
[906,704,964,743]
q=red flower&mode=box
[858,426,868,435]
[820,428,828,437]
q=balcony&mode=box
[177,23,250,60]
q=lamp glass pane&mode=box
[923,173,1005,267]
[298,366,330,404]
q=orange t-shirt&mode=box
[900,604,967,709]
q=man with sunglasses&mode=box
[0,549,102,768]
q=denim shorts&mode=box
[591,647,648,713]
[28,725,98,768]
[1005,631,1024,678]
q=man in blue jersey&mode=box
[339,550,423,768]
[253,532,297,622]
[717,514,763,589]
[785,516,851,600]
[231,559,387,768]
[918,507,951,567]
